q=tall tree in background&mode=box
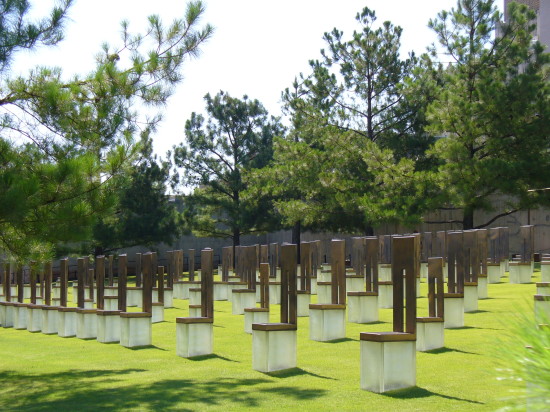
[0,1,213,261]
[254,7,434,237]
[426,0,550,229]
[172,91,284,249]
[89,134,183,256]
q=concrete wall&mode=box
[112,200,550,266]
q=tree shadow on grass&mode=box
[266,367,336,380]
[0,369,328,411]
[382,386,484,405]
[424,347,479,355]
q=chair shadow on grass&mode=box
[382,386,484,405]
[266,367,336,380]
[123,344,169,351]
[359,320,387,325]
[0,369,329,411]
[187,353,238,362]
[323,337,358,344]
[424,347,479,355]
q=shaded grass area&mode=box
[0,269,538,411]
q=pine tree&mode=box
[172,91,284,248]
[0,1,213,261]
[426,0,550,229]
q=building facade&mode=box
[504,0,550,48]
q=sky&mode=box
[12,0,504,158]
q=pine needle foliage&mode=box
[0,1,213,262]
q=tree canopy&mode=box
[172,91,284,247]
[249,7,434,236]
[0,0,212,262]
[89,134,183,256]
[426,0,550,229]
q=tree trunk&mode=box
[292,220,301,263]
[462,207,474,230]
[364,225,374,236]
[232,228,241,267]
[94,245,104,258]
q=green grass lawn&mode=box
[0,269,539,411]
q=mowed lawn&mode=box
[0,269,539,411]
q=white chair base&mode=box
[180,283,192,300]
[269,284,281,305]
[297,293,310,317]
[226,282,247,302]
[126,289,142,307]
[360,335,416,393]
[378,264,392,282]
[346,276,364,293]
[57,309,77,337]
[464,284,479,312]
[76,310,97,339]
[310,278,318,295]
[120,313,152,347]
[13,304,28,330]
[252,324,297,372]
[41,307,59,334]
[316,284,332,304]
[347,293,378,324]
[487,264,501,284]
[318,269,331,282]
[104,297,119,311]
[189,288,202,305]
[0,303,14,327]
[152,304,164,323]
[309,305,346,341]
[416,319,444,351]
[164,290,174,308]
[189,305,202,317]
[541,263,550,283]
[176,318,213,358]
[420,262,428,279]
[104,287,117,297]
[503,260,509,273]
[27,306,43,332]
[534,296,550,323]
[97,311,121,343]
[477,276,488,299]
[536,283,550,295]
[232,291,256,315]
[173,282,184,299]
[509,263,532,284]
[214,283,228,301]
[404,278,422,298]
[244,308,269,334]
[378,284,393,309]
[444,295,464,328]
